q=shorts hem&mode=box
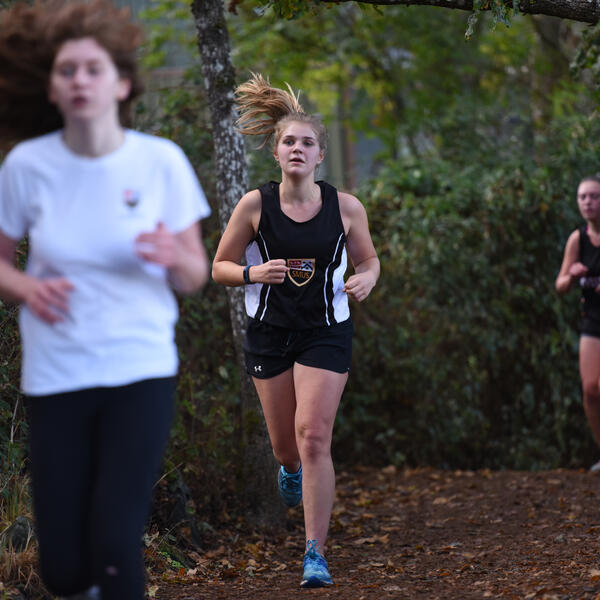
[295,358,350,374]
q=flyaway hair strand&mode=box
[235,72,304,147]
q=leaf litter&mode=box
[151,466,600,599]
[7,466,600,599]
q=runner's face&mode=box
[275,122,324,178]
[48,37,131,125]
[577,180,600,222]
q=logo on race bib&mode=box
[287,258,315,287]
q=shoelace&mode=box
[305,539,320,558]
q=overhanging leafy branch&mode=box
[245,0,600,25]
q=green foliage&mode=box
[336,113,600,469]
[229,5,550,164]
[571,23,600,92]
[169,285,240,517]
[139,0,198,70]
[0,243,29,533]
[247,0,323,19]
[466,0,517,39]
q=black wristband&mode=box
[243,265,252,285]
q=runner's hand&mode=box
[344,272,376,303]
[250,259,288,284]
[135,222,178,267]
[569,262,588,278]
[24,277,74,324]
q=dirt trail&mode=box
[154,466,600,599]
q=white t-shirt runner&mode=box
[0,130,211,396]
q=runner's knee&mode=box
[296,425,331,461]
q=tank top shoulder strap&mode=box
[580,224,589,256]
[316,180,338,205]
[257,181,281,232]
[258,181,278,206]
[316,180,344,231]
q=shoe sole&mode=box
[278,481,302,507]
[301,576,333,588]
[281,496,302,507]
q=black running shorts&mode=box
[581,317,600,338]
[243,317,354,379]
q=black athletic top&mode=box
[579,225,600,324]
[244,180,350,329]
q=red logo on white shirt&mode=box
[123,189,141,209]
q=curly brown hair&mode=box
[235,72,327,153]
[0,0,144,145]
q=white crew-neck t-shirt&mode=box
[0,130,211,396]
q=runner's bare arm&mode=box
[556,230,586,294]
[212,190,289,286]
[340,193,379,303]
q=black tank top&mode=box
[579,225,600,323]
[244,180,350,329]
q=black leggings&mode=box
[26,377,175,600]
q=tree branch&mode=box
[321,0,600,24]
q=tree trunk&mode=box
[191,0,285,528]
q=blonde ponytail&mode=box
[235,73,304,148]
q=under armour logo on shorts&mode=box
[254,365,262,372]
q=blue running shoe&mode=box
[301,539,333,588]
[278,464,302,507]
